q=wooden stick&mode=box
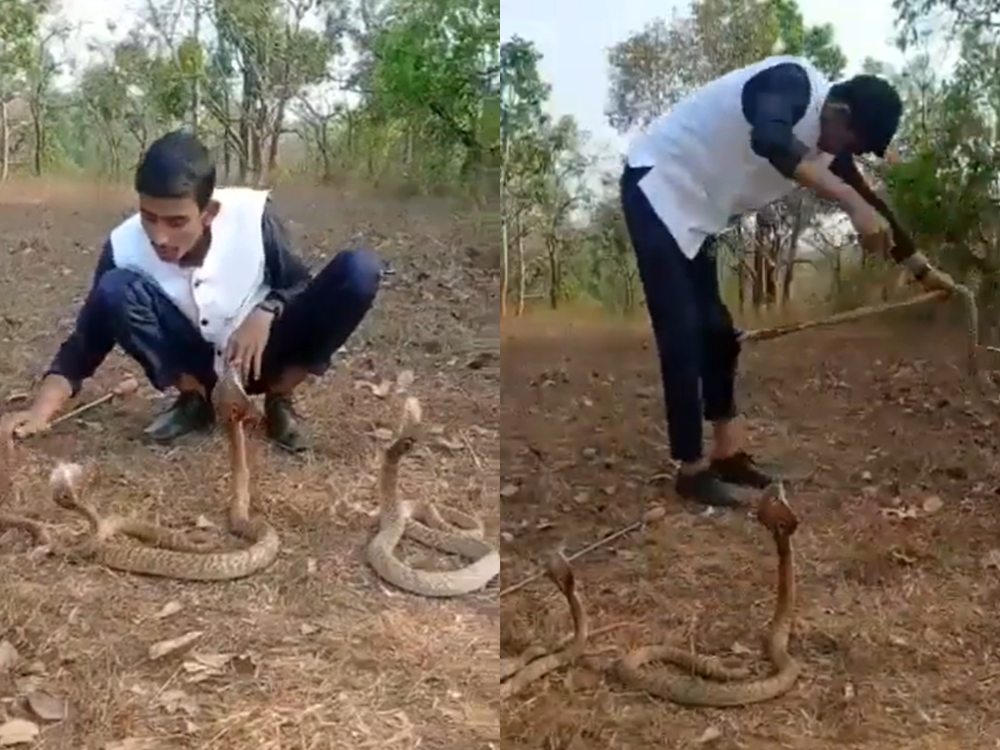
[48,376,139,428]
[500,507,666,598]
[740,291,946,343]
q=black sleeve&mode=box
[260,198,312,310]
[43,240,118,396]
[741,62,813,178]
[830,153,916,262]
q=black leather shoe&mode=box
[264,394,311,453]
[144,391,214,443]
[710,451,777,489]
[675,468,743,507]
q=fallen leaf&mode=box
[981,549,1000,569]
[104,740,161,750]
[0,719,39,746]
[881,506,918,520]
[434,436,463,451]
[232,653,258,676]
[14,676,43,694]
[395,370,415,392]
[922,496,944,514]
[148,631,203,661]
[154,601,183,619]
[182,652,232,680]
[500,484,519,498]
[695,726,722,744]
[154,689,199,716]
[26,691,68,721]
[372,379,392,398]
[372,428,393,441]
[0,641,19,672]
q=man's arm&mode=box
[829,153,917,264]
[259,198,312,316]
[38,241,118,413]
[741,62,866,210]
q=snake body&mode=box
[0,430,57,553]
[366,397,499,597]
[501,551,588,699]
[613,483,800,706]
[47,372,280,581]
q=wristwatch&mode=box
[901,251,931,281]
[256,297,283,318]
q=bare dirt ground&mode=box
[0,181,499,749]
[502,307,1000,749]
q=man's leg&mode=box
[95,268,217,442]
[251,247,382,451]
[691,241,775,489]
[620,167,738,507]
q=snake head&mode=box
[212,370,257,424]
[545,550,575,599]
[756,481,799,538]
[48,462,85,510]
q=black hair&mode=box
[827,75,902,157]
[134,130,216,209]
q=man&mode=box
[0,130,382,453]
[620,55,957,507]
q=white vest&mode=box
[627,55,831,258]
[109,187,272,376]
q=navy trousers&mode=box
[94,248,382,394]
[620,166,740,463]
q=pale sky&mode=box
[501,0,910,171]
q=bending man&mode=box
[621,55,956,507]
[2,130,382,453]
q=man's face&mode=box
[138,194,217,263]
[818,103,863,156]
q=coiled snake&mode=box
[501,486,799,705]
[2,371,280,581]
[366,397,500,597]
[501,550,588,699]
[613,482,800,706]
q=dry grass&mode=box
[501,308,1000,749]
[0,180,499,749]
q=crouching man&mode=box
[0,130,382,453]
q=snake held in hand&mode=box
[46,371,279,581]
[613,483,801,706]
[366,397,499,597]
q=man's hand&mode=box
[1,409,50,439]
[225,308,275,384]
[847,201,892,256]
[919,266,958,294]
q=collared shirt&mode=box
[46,198,311,394]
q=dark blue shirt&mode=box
[46,199,311,394]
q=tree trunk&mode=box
[0,101,9,182]
[516,212,526,316]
